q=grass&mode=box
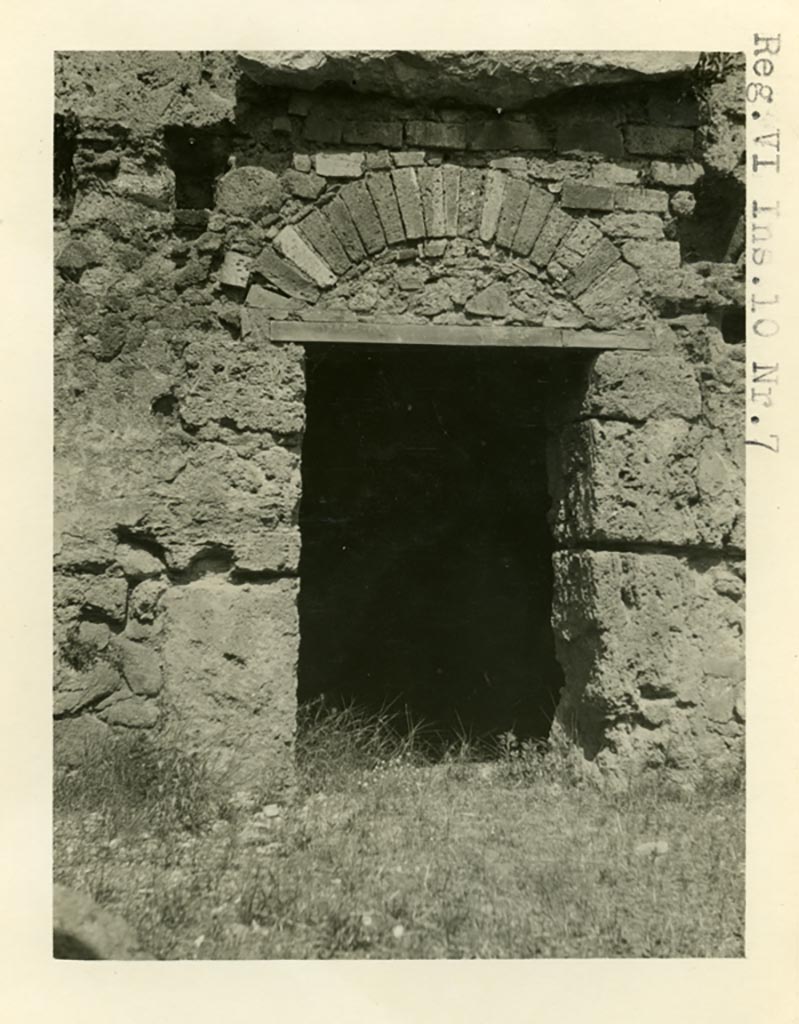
[53,702,745,959]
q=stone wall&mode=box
[54,51,745,789]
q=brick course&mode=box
[406,121,467,149]
[561,181,615,211]
[625,125,695,158]
[467,120,549,151]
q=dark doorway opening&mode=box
[298,342,565,751]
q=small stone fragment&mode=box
[670,190,697,217]
[219,251,251,290]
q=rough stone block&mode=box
[556,119,624,158]
[625,125,695,158]
[510,185,554,256]
[252,246,321,302]
[340,180,386,254]
[649,160,704,187]
[161,579,298,791]
[54,661,123,716]
[56,239,97,276]
[406,120,466,149]
[495,177,530,248]
[392,150,426,167]
[293,153,313,173]
[621,239,682,271]
[82,576,129,622]
[561,180,615,211]
[314,152,365,178]
[465,281,510,318]
[245,284,302,312]
[112,637,164,696]
[614,187,669,213]
[297,208,352,275]
[324,194,368,262]
[365,150,392,170]
[467,119,549,151]
[343,120,403,147]
[282,168,326,200]
[458,167,484,237]
[114,544,164,580]
[391,167,426,240]
[574,261,644,328]
[442,164,460,236]
[418,166,446,237]
[564,238,621,297]
[550,418,700,546]
[571,351,702,422]
[551,549,744,771]
[423,239,448,258]
[530,206,572,266]
[215,166,284,219]
[366,173,406,244]
[600,212,665,240]
[219,251,251,290]
[489,156,528,173]
[274,225,337,288]
[589,162,640,186]
[479,169,505,242]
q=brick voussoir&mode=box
[442,164,460,237]
[564,237,622,297]
[274,225,337,289]
[252,246,321,303]
[478,169,505,242]
[495,177,530,249]
[323,195,367,263]
[511,185,554,256]
[391,167,426,240]
[340,180,387,255]
[296,209,352,276]
[365,173,406,245]
[418,166,446,238]
[530,207,572,267]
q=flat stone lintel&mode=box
[266,319,653,350]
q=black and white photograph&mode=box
[3,4,797,1015]
[50,47,749,962]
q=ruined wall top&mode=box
[55,50,710,135]
[237,51,702,108]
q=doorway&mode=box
[297,341,566,750]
